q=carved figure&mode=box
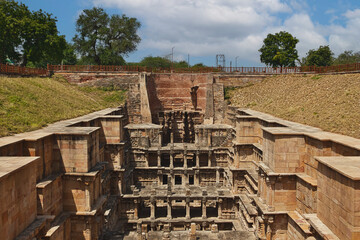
[190,86,199,110]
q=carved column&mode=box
[266,217,274,240]
[216,168,220,184]
[157,150,161,167]
[184,146,188,169]
[196,151,200,168]
[183,172,188,187]
[157,170,162,185]
[195,129,199,146]
[134,199,139,220]
[202,199,207,219]
[150,199,155,220]
[146,152,149,167]
[158,130,162,146]
[195,170,200,185]
[207,129,212,147]
[266,177,275,212]
[186,198,190,219]
[85,182,91,211]
[218,198,223,219]
[208,150,212,167]
[168,175,172,190]
[118,175,122,195]
[171,131,174,144]
[170,150,174,169]
[167,199,172,219]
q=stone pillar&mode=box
[85,182,91,211]
[267,177,275,212]
[168,175,172,190]
[266,221,273,240]
[186,199,190,219]
[196,151,199,168]
[157,150,161,167]
[158,170,162,185]
[207,129,211,147]
[183,172,188,187]
[216,168,220,184]
[195,170,200,185]
[218,199,223,219]
[118,177,122,195]
[134,199,139,220]
[170,150,174,169]
[202,199,207,219]
[184,146,188,169]
[170,132,174,144]
[137,222,142,234]
[167,199,172,219]
[208,151,212,167]
[146,152,149,167]
[150,199,155,220]
[158,130,162,146]
[195,130,199,146]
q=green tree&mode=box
[0,0,24,63]
[259,31,299,67]
[191,63,206,69]
[139,56,172,68]
[174,61,189,68]
[0,0,66,66]
[303,45,333,66]
[333,50,360,65]
[62,43,78,65]
[73,7,141,65]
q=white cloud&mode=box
[92,0,291,64]
[327,9,360,54]
[91,0,360,65]
[283,14,328,57]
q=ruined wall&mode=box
[146,73,210,116]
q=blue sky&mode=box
[20,0,360,66]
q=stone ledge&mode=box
[288,211,311,235]
[0,157,40,179]
[15,216,52,240]
[36,173,63,189]
[44,213,70,238]
[304,214,340,240]
[316,156,360,180]
[296,173,317,187]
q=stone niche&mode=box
[316,156,360,240]
[104,143,125,170]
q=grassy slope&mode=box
[0,76,126,137]
[228,73,360,139]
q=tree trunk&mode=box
[22,53,28,67]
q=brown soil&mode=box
[229,73,360,139]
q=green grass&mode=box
[0,76,127,137]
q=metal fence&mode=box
[0,64,47,76]
[47,62,360,74]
